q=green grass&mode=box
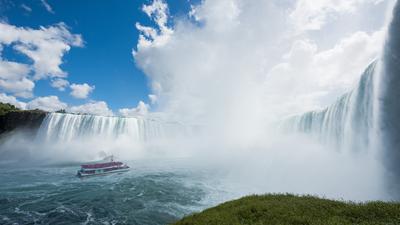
[173,194,400,225]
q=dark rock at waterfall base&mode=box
[0,108,47,136]
[381,0,400,200]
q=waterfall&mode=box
[284,61,378,151]
[36,113,190,143]
[286,0,400,198]
[379,0,400,195]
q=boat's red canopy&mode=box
[81,161,123,169]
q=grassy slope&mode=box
[173,194,400,225]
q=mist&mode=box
[133,0,396,200]
[0,0,398,202]
[0,109,391,201]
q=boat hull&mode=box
[77,167,130,178]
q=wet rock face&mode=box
[0,110,47,135]
[381,0,400,198]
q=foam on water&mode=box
[0,159,221,225]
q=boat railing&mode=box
[81,162,123,169]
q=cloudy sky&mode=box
[0,0,393,119]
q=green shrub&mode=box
[0,102,21,116]
[173,194,400,225]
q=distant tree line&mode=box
[0,102,52,116]
[0,103,21,116]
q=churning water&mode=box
[0,159,238,225]
[1,1,400,224]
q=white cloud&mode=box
[290,0,386,32]
[0,60,34,98]
[40,0,54,14]
[0,60,29,80]
[0,93,27,109]
[70,83,95,99]
[0,93,68,112]
[0,22,82,98]
[0,78,34,98]
[0,92,114,116]
[119,101,149,117]
[0,22,84,79]
[135,0,173,51]
[133,0,388,131]
[26,96,67,111]
[51,78,69,91]
[265,29,385,116]
[68,101,113,116]
[188,0,241,31]
[134,0,295,124]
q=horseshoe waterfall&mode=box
[287,1,400,198]
[2,1,400,225]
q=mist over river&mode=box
[0,158,238,225]
[1,0,400,224]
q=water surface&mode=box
[0,159,229,225]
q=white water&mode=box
[283,61,379,152]
[0,0,399,202]
[23,113,194,162]
[37,113,189,143]
[285,0,400,198]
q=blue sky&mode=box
[0,0,194,111]
[0,0,391,118]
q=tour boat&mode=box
[77,156,129,177]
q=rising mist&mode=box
[0,0,399,202]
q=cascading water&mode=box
[379,0,400,197]
[3,3,400,225]
[36,113,191,143]
[286,0,400,198]
[284,61,378,151]
[29,113,194,162]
